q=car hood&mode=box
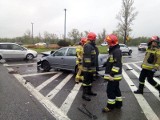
[41,51,55,56]
[27,49,37,54]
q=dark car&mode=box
[37,46,108,73]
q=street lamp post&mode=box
[31,22,34,44]
[64,8,67,40]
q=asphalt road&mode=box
[0,47,160,120]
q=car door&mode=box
[11,44,27,58]
[49,48,67,69]
[0,44,12,58]
[63,48,77,70]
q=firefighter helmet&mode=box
[149,36,159,43]
[87,32,96,41]
[105,34,118,46]
[80,37,87,45]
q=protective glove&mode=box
[108,75,114,81]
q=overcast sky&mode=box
[0,0,160,38]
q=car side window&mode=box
[66,48,76,56]
[0,44,8,49]
[54,48,67,56]
[12,44,22,50]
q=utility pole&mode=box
[31,22,34,44]
[64,8,67,40]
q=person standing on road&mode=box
[134,36,160,97]
[102,34,123,112]
[82,32,97,101]
[75,37,87,83]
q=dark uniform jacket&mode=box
[104,44,122,81]
[83,41,97,72]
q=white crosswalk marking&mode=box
[122,69,159,120]
[36,72,62,91]
[125,64,160,100]
[46,74,73,100]
[60,83,82,114]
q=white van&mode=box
[0,43,38,60]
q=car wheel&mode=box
[42,61,51,72]
[26,54,34,60]
[128,50,132,55]
[0,55,2,60]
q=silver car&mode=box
[0,42,38,60]
[37,46,108,73]
[119,44,132,55]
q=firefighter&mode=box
[102,34,123,112]
[75,37,87,83]
[82,32,97,101]
[134,36,160,97]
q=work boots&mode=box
[134,84,144,94]
[87,86,97,96]
[82,86,91,101]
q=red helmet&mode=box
[87,32,96,41]
[105,34,118,46]
[80,37,87,45]
[149,36,159,43]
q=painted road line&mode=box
[46,74,73,100]
[132,63,160,84]
[3,63,36,67]
[122,69,159,120]
[36,73,62,91]
[126,64,160,100]
[60,83,82,114]
[7,70,70,120]
[22,71,58,77]
[123,61,143,65]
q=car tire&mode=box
[42,61,51,72]
[128,50,132,56]
[0,55,2,60]
[26,54,34,60]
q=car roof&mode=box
[140,43,147,44]
[0,42,19,45]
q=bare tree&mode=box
[97,29,107,44]
[68,29,82,43]
[116,0,138,44]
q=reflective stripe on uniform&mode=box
[104,74,122,81]
[83,67,96,72]
[82,83,91,86]
[109,57,114,63]
[116,97,122,102]
[111,66,120,73]
[139,82,145,85]
[84,58,91,63]
[104,74,110,80]
[113,74,122,80]
[91,50,96,54]
[142,64,154,70]
[107,99,115,104]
